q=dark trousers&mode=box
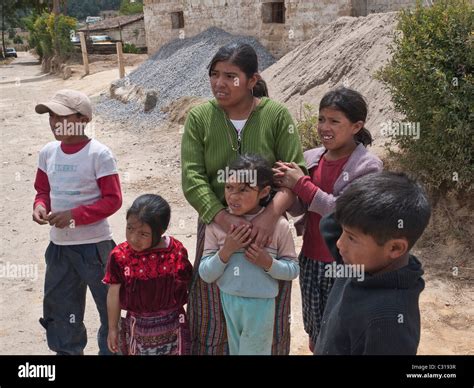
[41,240,115,355]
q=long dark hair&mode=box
[126,194,171,249]
[319,87,373,146]
[208,42,269,98]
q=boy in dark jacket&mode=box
[316,171,431,355]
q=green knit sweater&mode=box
[181,97,306,224]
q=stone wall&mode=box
[143,0,418,58]
[121,20,147,48]
[144,0,352,58]
[102,19,147,48]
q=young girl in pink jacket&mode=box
[273,87,383,353]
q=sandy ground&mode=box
[0,52,472,355]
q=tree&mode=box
[66,0,121,21]
[52,0,60,15]
[25,11,76,60]
[0,0,49,57]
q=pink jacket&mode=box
[289,143,383,236]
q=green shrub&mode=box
[27,13,52,58]
[376,0,473,199]
[123,42,139,54]
[24,12,77,60]
[13,35,24,44]
[49,13,77,59]
[296,102,321,151]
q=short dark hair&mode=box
[335,171,431,249]
[228,153,273,189]
[227,153,274,206]
[126,194,171,248]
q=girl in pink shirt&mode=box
[273,87,383,352]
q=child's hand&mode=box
[32,205,49,225]
[219,224,252,263]
[272,160,293,179]
[245,243,273,271]
[107,327,119,353]
[272,161,305,189]
[48,210,73,229]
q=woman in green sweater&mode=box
[181,42,306,355]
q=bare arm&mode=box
[106,284,121,353]
[266,187,296,216]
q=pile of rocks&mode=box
[95,27,275,127]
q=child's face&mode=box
[336,224,408,275]
[224,181,270,216]
[126,215,153,252]
[210,61,257,109]
[318,107,362,151]
[49,111,89,142]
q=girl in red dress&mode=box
[103,194,193,355]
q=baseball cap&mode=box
[35,89,93,120]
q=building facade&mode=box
[143,0,417,58]
[79,14,147,49]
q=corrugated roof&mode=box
[78,13,144,32]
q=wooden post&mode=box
[78,32,89,76]
[116,41,125,79]
[118,21,123,43]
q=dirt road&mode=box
[0,52,471,355]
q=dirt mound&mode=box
[161,96,209,125]
[262,12,402,151]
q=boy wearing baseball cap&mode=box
[33,89,122,355]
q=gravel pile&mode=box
[95,27,276,126]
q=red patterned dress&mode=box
[103,236,193,355]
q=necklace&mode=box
[224,97,256,153]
